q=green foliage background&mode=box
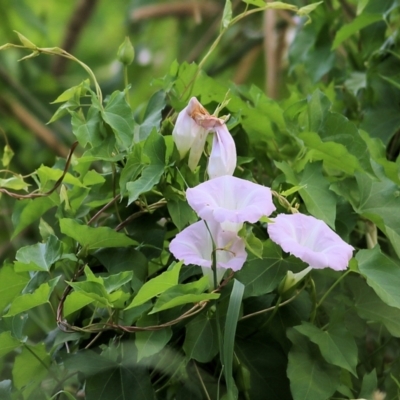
[1,0,400,399]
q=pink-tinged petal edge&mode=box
[186,175,276,226]
[267,213,354,271]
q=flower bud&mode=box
[117,37,135,65]
[278,267,312,295]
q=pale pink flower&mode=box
[186,175,275,232]
[267,213,354,271]
[169,219,247,274]
[207,124,237,179]
[172,97,236,175]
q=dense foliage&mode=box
[1,0,400,399]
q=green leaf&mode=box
[321,113,372,174]
[102,90,135,149]
[357,246,400,309]
[222,0,232,28]
[0,176,29,191]
[224,279,244,400]
[67,281,111,307]
[236,240,291,298]
[294,322,358,376]
[119,144,143,195]
[266,1,297,11]
[60,218,138,250]
[15,235,62,272]
[151,277,218,313]
[332,13,382,49]
[51,79,89,103]
[5,277,60,317]
[13,344,50,395]
[135,314,172,361]
[297,1,323,16]
[298,132,361,174]
[0,264,29,313]
[183,312,219,363]
[12,195,58,238]
[136,90,166,142]
[307,90,331,133]
[125,261,182,309]
[276,161,337,228]
[287,329,340,400]
[82,170,106,186]
[2,144,14,167]
[14,31,36,49]
[298,163,337,228]
[126,164,164,205]
[353,282,400,337]
[0,331,20,358]
[103,271,133,293]
[242,0,265,7]
[143,129,166,166]
[359,369,378,399]
[64,345,155,399]
[242,226,263,259]
[71,107,103,148]
[63,291,95,316]
[351,171,400,257]
[167,198,197,231]
[236,335,292,400]
[94,247,148,279]
[0,380,12,400]
[37,165,84,189]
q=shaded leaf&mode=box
[287,329,340,400]
[294,322,358,376]
[0,265,30,313]
[357,246,400,309]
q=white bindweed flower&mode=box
[172,97,207,163]
[169,219,247,283]
[186,175,275,232]
[267,213,354,271]
[207,124,237,179]
[172,97,236,175]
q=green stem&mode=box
[123,65,130,104]
[316,269,353,309]
[309,278,317,323]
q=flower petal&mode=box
[169,219,247,271]
[172,105,197,159]
[207,125,237,179]
[188,127,208,171]
[186,175,276,230]
[267,213,354,271]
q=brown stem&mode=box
[0,142,78,199]
[51,0,99,77]
[87,194,121,225]
[131,2,220,21]
[0,96,70,157]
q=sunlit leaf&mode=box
[125,262,182,309]
[60,218,138,250]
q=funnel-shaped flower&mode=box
[186,175,276,232]
[208,125,237,179]
[169,219,247,274]
[267,213,354,271]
